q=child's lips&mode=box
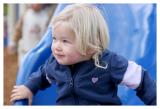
[55,54,65,58]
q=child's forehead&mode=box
[53,21,73,32]
[56,21,73,29]
[52,22,76,39]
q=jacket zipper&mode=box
[72,76,79,105]
[70,71,79,105]
[68,66,79,105]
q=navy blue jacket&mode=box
[24,50,156,105]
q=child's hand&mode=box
[10,85,33,105]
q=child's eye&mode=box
[63,40,69,43]
[52,37,56,41]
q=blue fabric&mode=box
[14,4,156,105]
[23,50,156,105]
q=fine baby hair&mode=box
[52,4,110,69]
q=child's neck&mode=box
[69,65,75,75]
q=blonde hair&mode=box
[52,4,110,69]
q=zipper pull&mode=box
[69,79,73,87]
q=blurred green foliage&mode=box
[4,4,8,16]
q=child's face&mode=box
[52,22,91,65]
[31,4,42,12]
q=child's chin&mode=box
[57,61,74,66]
[57,61,69,65]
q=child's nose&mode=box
[54,41,62,51]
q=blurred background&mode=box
[3,4,57,105]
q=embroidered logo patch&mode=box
[92,77,98,83]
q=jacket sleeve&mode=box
[110,53,156,105]
[24,55,55,95]
[135,69,156,105]
[110,53,128,84]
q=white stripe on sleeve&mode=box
[120,61,142,89]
